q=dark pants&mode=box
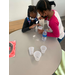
[58,31,65,43]
[57,36,65,43]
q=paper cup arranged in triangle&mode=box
[29,47,34,55]
[28,45,47,61]
[33,51,42,61]
[40,45,47,54]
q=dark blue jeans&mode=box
[57,36,65,43]
[57,30,65,43]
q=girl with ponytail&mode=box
[36,0,65,43]
[22,5,40,32]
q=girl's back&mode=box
[53,10,65,39]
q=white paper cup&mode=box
[33,51,42,61]
[29,47,34,55]
[38,26,43,30]
[40,45,47,54]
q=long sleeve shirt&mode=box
[22,17,38,32]
[45,10,65,39]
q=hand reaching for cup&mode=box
[29,24,36,29]
[37,23,41,26]
[29,24,41,29]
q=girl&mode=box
[22,5,40,32]
[36,0,65,43]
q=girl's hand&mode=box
[38,29,44,34]
[37,23,41,26]
[29,24,36,29]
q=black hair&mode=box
[36,0,56,12]
[28,5,37,17]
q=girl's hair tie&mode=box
[49,1,56,6]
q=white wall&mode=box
[9,0,65,22]
[9,0,31,22]
[32,0,65,16]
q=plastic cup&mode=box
[33,51,42,61]
[29,47,34,55]
[40,45,47,54]
[38,26,43,30]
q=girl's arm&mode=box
[47,22,60,38]
[22,18,30,33]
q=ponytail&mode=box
[39,0,56,6]
[49,1,56,6]
[28,8,30,17]
[27,5,37,17]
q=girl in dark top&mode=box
[22,5,40,32]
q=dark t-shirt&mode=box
[22,17,38,32]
